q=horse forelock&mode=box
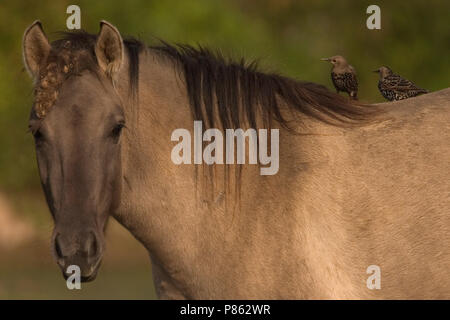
[32,31,142,120]
[33,34,99,119]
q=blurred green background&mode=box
[0,0,448,299]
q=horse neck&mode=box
[113,48,222,249]
[112,48,350,298]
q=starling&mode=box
[321,55,358,100]
[374,66,428,101]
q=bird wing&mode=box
[383,74,427,92]
[331,72,358,92]
[345,72,358,91]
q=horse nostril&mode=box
[84,232,99,259]
[54,234,64,260]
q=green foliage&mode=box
[0,0,449,190]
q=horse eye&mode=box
[33,129,43,140]
[32,129,45,147]
[111,123,125,138]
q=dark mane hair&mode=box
[37,30,379,128]
[150,42,379,130]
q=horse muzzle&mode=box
[53,230,103,282]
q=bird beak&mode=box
[321,58,331,62]
[373,69,379,73]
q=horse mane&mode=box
[151,42,380,130]
[36,30,379,128]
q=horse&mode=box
[22,20,450,299]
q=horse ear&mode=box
[22,20,51,79]
[95,20,124,77]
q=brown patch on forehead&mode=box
[34,37,98,119]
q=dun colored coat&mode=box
[23,20,450,299]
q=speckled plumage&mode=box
[322,55,358,100]
[331,71,358,99]
[375,66,428,101]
